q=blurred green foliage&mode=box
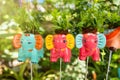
[0,0,120,80]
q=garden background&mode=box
[0,0,120,80]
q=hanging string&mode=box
[106,50,112,80]
[60,58,62,80]
[30,61,33,80]
[85,57,89,80]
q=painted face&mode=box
[83,33,98,48]
[20,34,35,50]
[53,34,67,48]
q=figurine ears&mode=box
[45,34,75,50]
[76,34,83,48]
[13,34,43,50]
[13,34,22,49]
[45,35,54,50]
[35,35,43,50]
[66,34,75,49]
[97,34,106,48]
[76,33,106,49]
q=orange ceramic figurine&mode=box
[105,27,120,49]
[105,27,120,79]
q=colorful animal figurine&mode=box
[76,33,106,61]
[45,34,74,62]
[13,33,44,63]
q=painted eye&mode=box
[28,42,32,44]
[21,41,23,44]
[83,39,86,43]
[95,40,97,43]
[63,40,66,43]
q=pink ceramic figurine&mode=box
[76,33,106,61]
[45,34,74,62]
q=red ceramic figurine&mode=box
[45,34,74,62]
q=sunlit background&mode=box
[0,0,120,80]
